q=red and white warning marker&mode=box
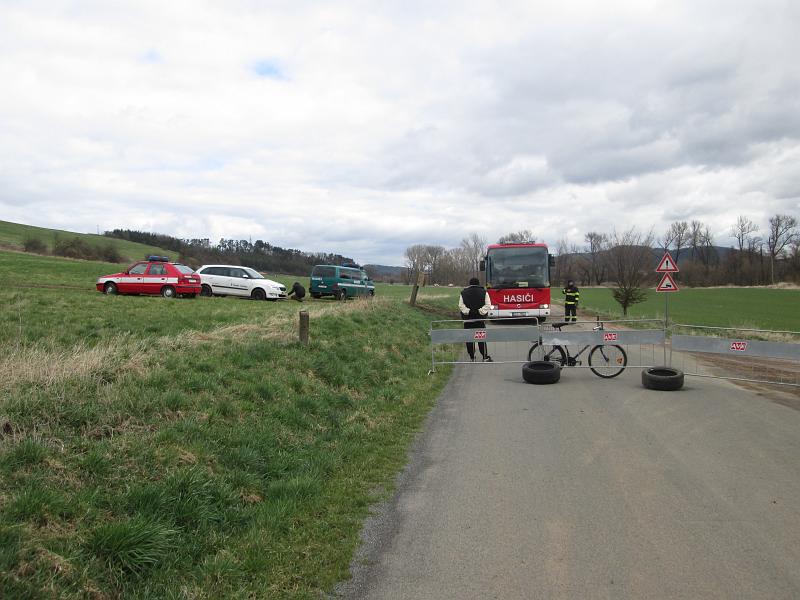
[656,251,679,273]
[656,272,679,292]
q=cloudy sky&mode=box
[1,0,799,265]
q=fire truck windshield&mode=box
[487,246,549,288]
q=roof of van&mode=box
[313,264,364,269]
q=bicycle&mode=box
[527,321,628,378]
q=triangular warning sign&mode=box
[656,272,679,292]
[656,251,679,273]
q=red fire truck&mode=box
[480,242,554,320]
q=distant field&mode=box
[0,219,175,261]
[577,287,800,331]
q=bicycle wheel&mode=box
[528,342,567,366]
[589,345,627,378]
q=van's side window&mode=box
[313,266,336,277]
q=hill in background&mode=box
[0,221,405,278]
[363,264,405,282]
[0,220,175,262]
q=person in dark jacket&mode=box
[562,280,580,322]
[288,282,306,302]
[459,277,493,362]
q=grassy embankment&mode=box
[0,219,175,262]
[574,287,800,331]
[0,249,459,598]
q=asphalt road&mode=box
[336,340,800,599]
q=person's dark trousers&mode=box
[565,304,577,322]
[463,319,488,359]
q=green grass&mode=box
[0,219,175,262]
[0,251,457,598]
[577,287,800,331]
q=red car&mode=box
[96,256,202,298]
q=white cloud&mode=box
[0,0,798,264]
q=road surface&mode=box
[335,338,800,599]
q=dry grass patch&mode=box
[0,339,146,393]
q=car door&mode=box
[145,262,169,295]
[201,267,223,295]
[345,267,366,296]
[311,265,336,296]
[118,262,148,293]
[228,268,251,296]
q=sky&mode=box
[1,0,799,265]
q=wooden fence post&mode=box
[299,310,309,345]
[409,271,425,306]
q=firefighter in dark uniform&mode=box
[562,280,580,322]
[458,277,493,362]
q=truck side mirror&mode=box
[479,260,486,272]
[548,254,555,267]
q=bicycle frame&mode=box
[562,344,591,366]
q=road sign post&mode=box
[656,252,680,364]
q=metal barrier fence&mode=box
[429,318,540,370]
[429,318,666,374]
[670,324,800,387]
[430,319,800,388]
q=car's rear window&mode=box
[174,264,195,274]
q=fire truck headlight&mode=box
[491,305,498,310]
[541,304,549,309]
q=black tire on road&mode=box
[252,288,266,301]
[104,282,118,295]
[642,366,684,391]
[200,285,213,297]
[522,361,561,384]
[589,344,627,378]
[527,342,567,366]
[337,289,347,301]
[161,286,176,299]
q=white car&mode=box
[196,265,287,300]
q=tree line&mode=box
[405,215,799,314]
[104,229,356,276]
[554,214,799,289]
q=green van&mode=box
[309,265,375,300]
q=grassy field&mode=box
[0,220,175,262]
[575,287,800,331]
[0,250,459,599]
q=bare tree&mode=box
[404,244,428,284]
[460,232,487,276]
[790,237,800,282]
[702,225,718,270]
[766,214,798,284]
[424,245,446,283]
[731,216,758,253]
[497,229,535,244]
[729,215,758,284]
[605,227,655,315]
[553,237,574,285]
[584,231,607,285]
[664,221,689,263]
